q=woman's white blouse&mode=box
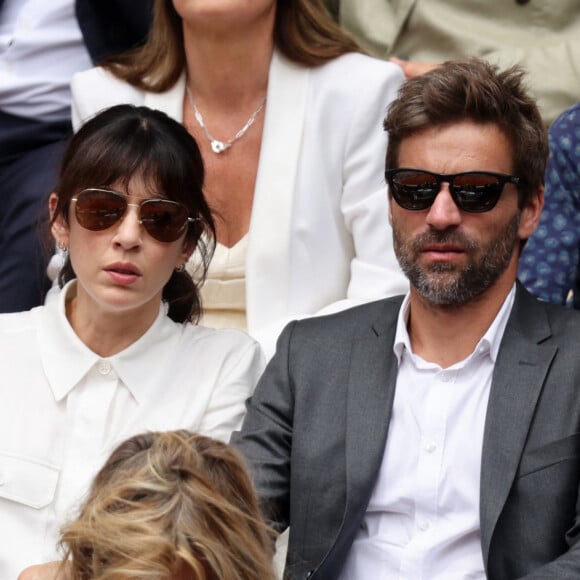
[0,282,264,578]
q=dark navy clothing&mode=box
[0,0,153,312]
[518,102,580,308]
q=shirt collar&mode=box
[40,281,178,404]
[393,284,517,367]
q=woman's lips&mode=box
[104,262,142,285]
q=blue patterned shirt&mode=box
[518,102,580,308]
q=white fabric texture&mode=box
[0,281,264,578]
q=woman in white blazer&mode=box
[67,0,408,357]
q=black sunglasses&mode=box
[71,188,196,243]
[385,168,526,213]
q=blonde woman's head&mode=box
[60,430,275,579]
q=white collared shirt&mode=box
[0,0,92,120]
[0,281,264,578]
[340,285,516,580]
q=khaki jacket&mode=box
[325,0,580,125]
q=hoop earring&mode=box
[57,240,69,253]
[175,263,185,273]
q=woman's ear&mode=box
[176,238,196,270]
[49,193,70,250]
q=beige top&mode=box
[198,234,248,331]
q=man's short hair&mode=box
[384,58,548,206]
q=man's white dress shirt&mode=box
[340,286,516,579]
[0,0,92,120]
[0,281,264,578]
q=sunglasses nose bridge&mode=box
[437,176,453,194]
[112,202,146,244]
[434,176,466,208]
[425,178,463,227]
[125,202,144,225]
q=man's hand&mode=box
[389,57,439,78]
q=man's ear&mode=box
[49,193,70,249]
[518,185,544,241]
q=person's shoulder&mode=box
[515,286,580,338]
[313,51,403,84]
[71,65,147,129]
[0,308,36,335]
[308,52,404,112]
[540,300,580,333]
[291,295,404,339]
[177,324,261,358]
[0,309,39,361]
[72,65,142,98]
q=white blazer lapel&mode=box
[144,72,186,121]
[246,51,309,333]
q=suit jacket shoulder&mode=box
[288,294,404,344]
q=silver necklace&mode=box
[186,87,266,154]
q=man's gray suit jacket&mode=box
[232,283,580,579]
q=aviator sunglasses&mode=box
[71,188,196,243]
[385,168,526,213]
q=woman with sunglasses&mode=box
[62,0,409,358]
[0,104,264,579]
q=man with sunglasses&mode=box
[233,58,580,579]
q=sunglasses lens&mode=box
[390,170,438,210]
[452,174,503,212]
[140,200,189,242]
[75,190,126,231]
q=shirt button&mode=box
[97,360,111,375]
[425,441,437,453]
[418,520,430,532]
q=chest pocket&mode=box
[518,433,580,478]
[0,451,59,509]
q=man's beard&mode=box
[393,214,520,306]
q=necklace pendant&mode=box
[211,140,229,154]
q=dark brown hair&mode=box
[103,0,361,92]
[59,431,276,579]
[384,58,548,206]
[51,104,215,323]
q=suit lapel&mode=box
[345,304,400,523]
[480,285,557,564]
[245,51,309,333]
[345,328,399,511]
[314,300,401,577]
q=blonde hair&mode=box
[59,431,276,579]
[104,0,361,92]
